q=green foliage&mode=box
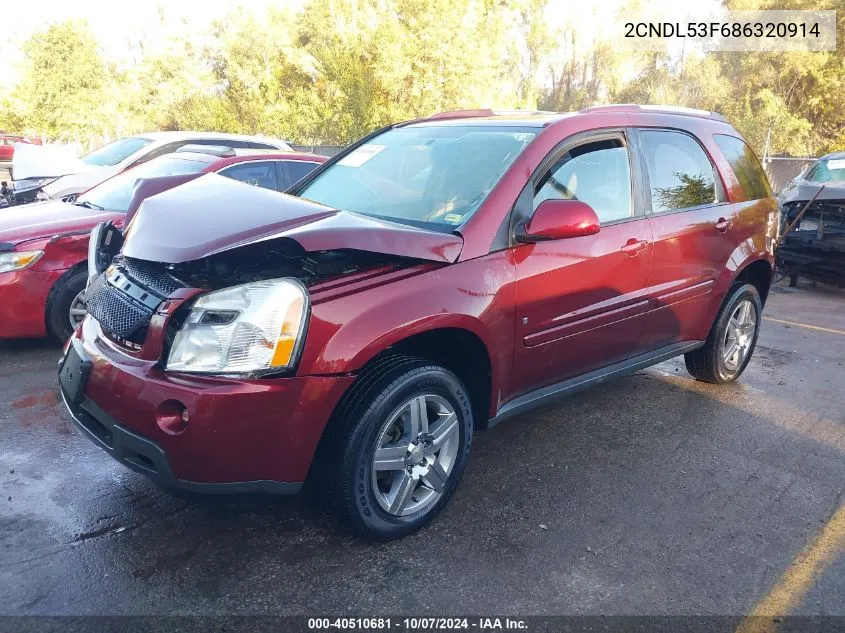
[0,1,842,156]
[12,20,113,140]
[655,173,715,210]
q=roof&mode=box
[819,151,845,160]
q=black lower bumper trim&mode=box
[60,388,302,496]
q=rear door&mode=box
[634,128,736,349]
[510,129,654,395]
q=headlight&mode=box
[0,250,43,273]
[166,279,308,376]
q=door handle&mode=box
[715,217,731,233]
[621,238,648,256]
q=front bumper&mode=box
[60,316,355,492]
[61,387,302,495]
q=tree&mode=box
[13,21,113,140]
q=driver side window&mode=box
[534,139,633,224]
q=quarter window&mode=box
[713,134,771,200]
[284,160,321,187]
[640,130,720,212]
[534,139,633,224]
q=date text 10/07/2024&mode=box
[307,618,529,630]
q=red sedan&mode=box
[0,148,325,341]
[0,134,37,162]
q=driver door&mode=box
[510,130,654,396]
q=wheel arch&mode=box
[731,257,774,306]
[369,326,494,430]
[44,261,88,339]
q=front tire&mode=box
[326,357,473,540]
[684,283,762,384]
[46,267,87,343]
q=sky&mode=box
[2,0,305,82]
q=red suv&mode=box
[60,106,777,540]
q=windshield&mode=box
[81,137,153,166]
[807,158,845,183]
[78,156,209,212]
[298,126,536,229]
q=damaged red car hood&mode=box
[0,199,121,247]
[122,173,463,264]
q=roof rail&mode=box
[580,104,727,122]
[426,108,560,121]
[427,109,497,120]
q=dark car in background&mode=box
[64,106,776,540]
[0,148,324,341]
[777,151,845,287]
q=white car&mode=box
[11,132,293,202]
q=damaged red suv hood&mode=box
[121,173,463,264]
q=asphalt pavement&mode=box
[1,281,844,621]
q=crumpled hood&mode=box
[0,199,120,247]
[12,143,98,180]
[122,173,464,264]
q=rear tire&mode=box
[46,268,87,343]
[684,283,762,384]
[323,356,473,540]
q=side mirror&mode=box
[518,199,601,242]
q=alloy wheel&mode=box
[370,394,460,517]
[721,299,757,372]
[68,290,87,330]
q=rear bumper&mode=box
[0,269,60,338]
[60,316,355,491]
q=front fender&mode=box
[297,252,517,404]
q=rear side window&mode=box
[219,161,279,191]
[713,134,772,200]
[640,130,721,213]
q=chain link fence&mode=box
[762,157,816,193]
[291,144,345,157]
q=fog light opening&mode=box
[156,400,190,435]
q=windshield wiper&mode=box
[74,200,105,210]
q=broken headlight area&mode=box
[85,237,410,359]
[166,279,308,376]
[778,195,845,287]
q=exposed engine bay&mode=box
[165,239,406,289]
[85,221,416,348]
[777,185,845,287]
